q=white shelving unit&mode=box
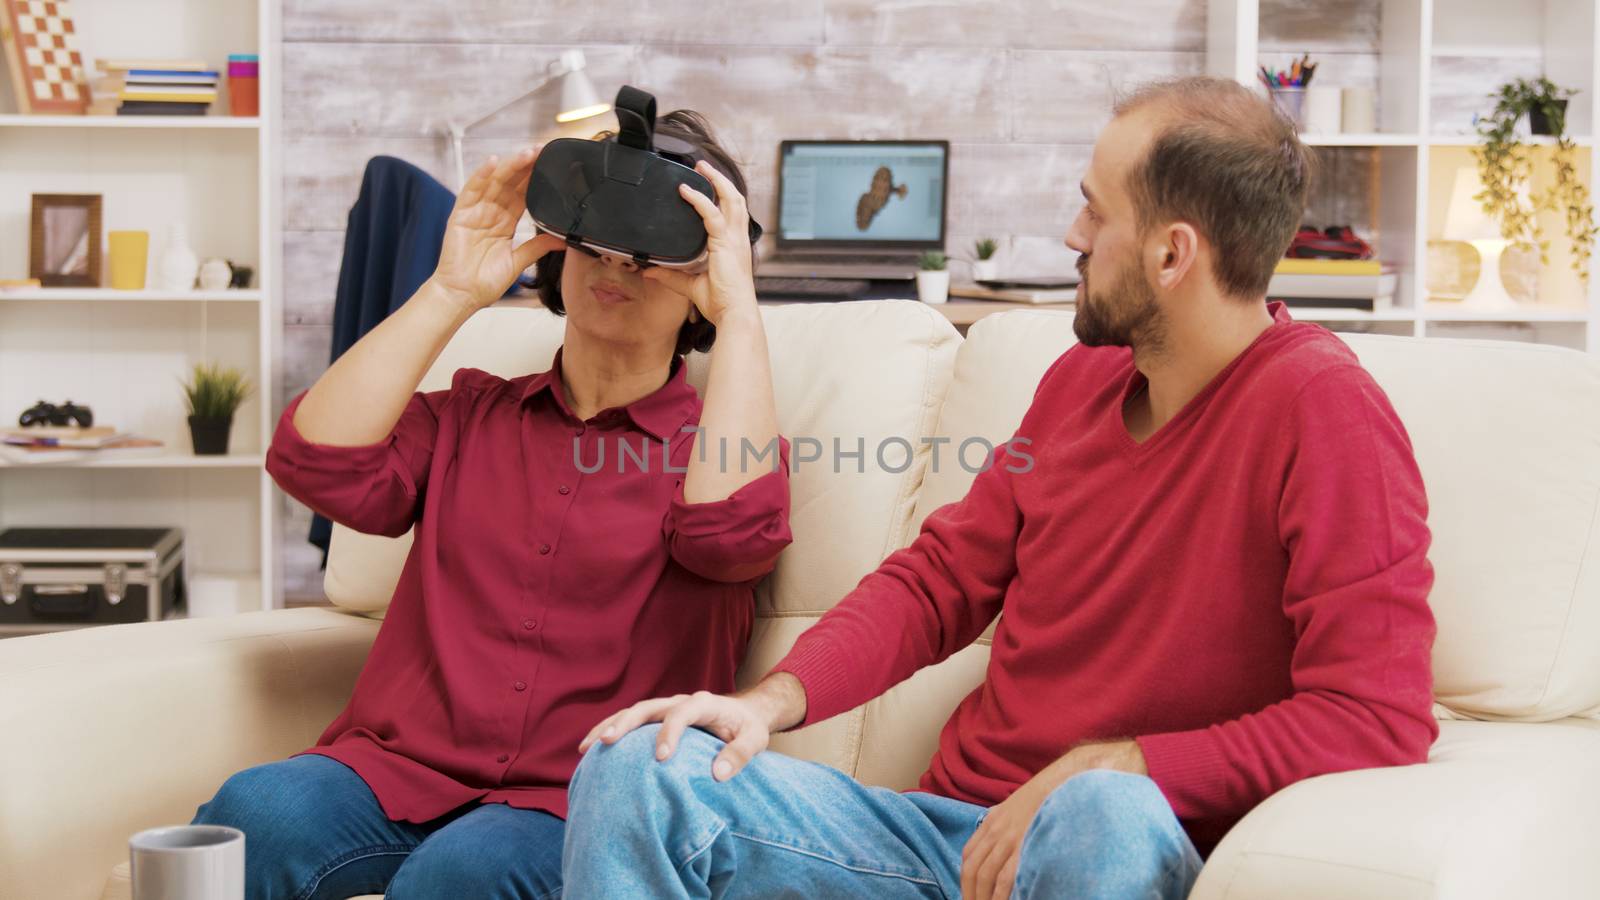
[1209,0,1600,350]
[0,0,281,613]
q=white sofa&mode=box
[2,301,1597,900]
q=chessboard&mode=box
[0,0,87,114]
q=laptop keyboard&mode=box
[754,277,874,298]
[771,254,914,266]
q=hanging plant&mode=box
[1473,77,1598,284]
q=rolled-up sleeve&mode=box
[265,387,448,538]
[663,436,793,583]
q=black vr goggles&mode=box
[527,85,762,270]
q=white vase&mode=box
[917,269,950,305]
[971,259,999,282]
[158,225,199,292]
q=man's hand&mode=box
[960,740,1147,900]
[578,673,807,782]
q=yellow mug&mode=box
[108,230,150,290]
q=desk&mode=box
[758,297,1071,330]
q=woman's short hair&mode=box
[529,109,754,356]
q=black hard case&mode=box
[0,527,186,634]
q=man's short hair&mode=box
[1114,77,1314,299]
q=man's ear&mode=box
[1151,222,1199,292]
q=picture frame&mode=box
[0,0,89,115]
[30,193,101,287]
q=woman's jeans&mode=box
[192,755,563,900]
[562,723,1202,898]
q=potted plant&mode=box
[1474,77,1598,283]
[916,251,950,305]
[181,362,252,456]
[971,237,1000,282]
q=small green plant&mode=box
[1473,77,1598,284]
[973,237,998,261]
[917,250,948,271]
[181,363,253,419]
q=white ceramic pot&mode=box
[158,225,199,292]
[917,269,950,305]
[971,259,999,282]
[198,258,233,291]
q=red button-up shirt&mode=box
[266,351,792,822]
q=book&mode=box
[0,436,164,465]
[96,58,211,72]
[118,103,210,116]
[950,281,1079,305]
[118,90,218,103]
[1268,273,1397,309]
[97,72,219,84]
[1275,258,1383,276]
[128,69,220,80]
[4,426,118,442]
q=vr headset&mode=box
[526,85,762,270]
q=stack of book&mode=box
[89,58,220,116]
[1268,258,1397,311]
[1,427,163,465]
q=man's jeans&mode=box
[191,755,563,900]
[563,724,1203,898]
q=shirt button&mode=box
[496,753,509,763]
[573,425,585,436]
[514,681,527,692]
[558,485,570,495]
[522,618,536,630]
[539,544,551,555]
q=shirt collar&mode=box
[520,347,697,441]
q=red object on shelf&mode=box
[228,74,258,117]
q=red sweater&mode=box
[774,305,1438,851]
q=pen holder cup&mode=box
[1269,88,1306,131]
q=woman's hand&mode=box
[430,146,565,315]
[643,160,760,328]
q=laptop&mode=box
[759,140,950,281]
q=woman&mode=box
[193,111,790,899]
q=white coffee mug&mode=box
[130,825,245,900]
[1342,87,1377,133]
[1304,87,1342,134]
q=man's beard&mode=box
[1072,252,1165,352]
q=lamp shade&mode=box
[556,50,610,124]
[1443,166,1518,243]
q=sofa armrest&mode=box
[1192,719,1600,900]
[0,608,379,900]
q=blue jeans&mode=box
[563,724,1202,898]
[192,755,563,900]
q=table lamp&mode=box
[445,50,612,189]
[1443,166,1524,309]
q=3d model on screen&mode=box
[855,165,908,231]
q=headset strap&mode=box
[613,85,656,151]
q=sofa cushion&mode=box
[855,309,1078,789]
[1340,334,1600,721]
[1190,718,1600,899]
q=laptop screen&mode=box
[776,141,948,248]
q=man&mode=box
[561,76,1438,900]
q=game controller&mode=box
[17,400,58,428]
[58,400,94,428]
[15,400,94,428]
